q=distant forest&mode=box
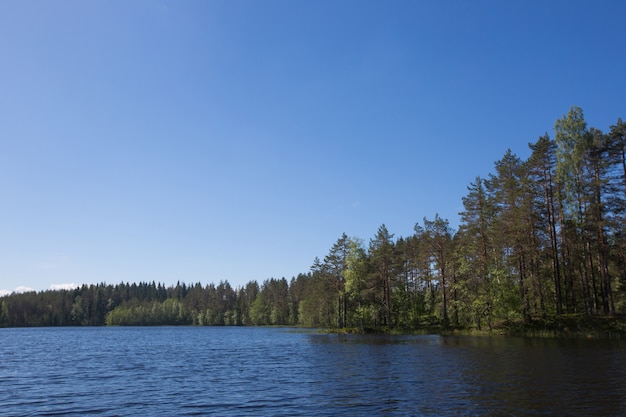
[2,107,626,332]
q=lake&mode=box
[1,327,625,416]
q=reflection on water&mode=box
[441,335,626,416]
[1,327,625,416]
[304,332,626,416]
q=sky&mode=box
[1,0,625,295]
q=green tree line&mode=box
[1,107,625,331]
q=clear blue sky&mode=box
[1,0,625,294]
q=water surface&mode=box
[1,327,625,416]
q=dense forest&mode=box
[2,107,626,333]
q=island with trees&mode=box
[2,107,626,337]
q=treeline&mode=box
[1,107,625,331]
[0,280,275,327]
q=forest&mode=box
[2,107,626,334]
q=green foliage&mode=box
[555,106,589,221]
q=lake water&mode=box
[1,327,625,416]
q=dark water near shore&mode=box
[1,327,625,416]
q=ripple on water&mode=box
[1,328,626,416]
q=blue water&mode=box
[1,327,625,416]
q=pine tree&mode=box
[528,135,562,315]
[369,225,395,330]
[322,233,350,328]
[421,215,454,326]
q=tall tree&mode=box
[607,118,626,307]
[554,106,594,313]
[586,127,615,314]
[369,224,395,329]
[420,215,454,326]
[457,176,495,328]
[322,233,350,328]
[528,135,562,314]
[344,238,369,330]
[488,150,529,320]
